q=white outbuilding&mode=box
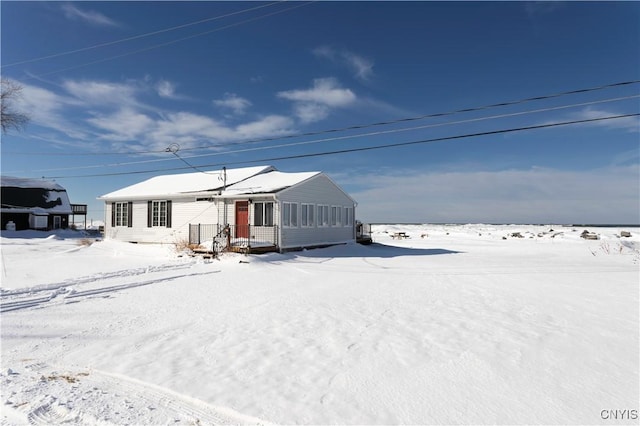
[98,166,357,252]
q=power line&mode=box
[177,94,640,158]
[175,79,640,154]
[165,143,210,174]
[9,94,638,174]
[1,2,286,69]
[18,2,315,81]
[43,113,639,179]
[4,80,639,157]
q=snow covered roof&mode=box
[98,166,275,200]
[1,176,66,191]
[221,170,320,196]
[1,176,72,214]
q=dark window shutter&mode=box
[127,202,133,227]
[111,203,115,227]
[166,200,172,228]
[147,201,153,227]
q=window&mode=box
[331,206,341,226]
[153,201,167,227]
[317,205,329,227]
[147,200,172,228]
[265,202,274,226]
[254,202,274,226]
[301,203,315,227]
[283,202,298,227]
[344,207,353,227]
[113,202,131,227]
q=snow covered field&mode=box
[1,224,638,425]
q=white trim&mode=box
[282,202,298,228]
[114,201,129,227]
[301,203,315,227]
[150,200,168,227]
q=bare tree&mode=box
[1,78,30,134]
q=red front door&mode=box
[235,201,249,238]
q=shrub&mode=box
[174,238,202,252]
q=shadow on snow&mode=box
[283,242,462,259]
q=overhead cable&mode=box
[4,80,638,157]
[42,113,639,179]
[10,94,639,174]
[18,2,315,80]
[1,1,286,69]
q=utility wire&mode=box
[165,143,210,174]
[10,94,638,174]
[174,79,640,154]
[43,113,639,179]
[18,2,315,80]
[176,94,640,158]
[1,1,286,69]
[4,80,639,157]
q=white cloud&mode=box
[341,51,374,81]
[17,83,87,139]
[574,107,639,133]
[313,46,374,82]
[346,166,640,224]
[145,112,294,149]
[86,108,155,142]
[312,45,336,61]
[151,112,231,141]
[293,103,330,123]
[278,78,356,107]
[277,78,356,123]
[213,93,252,115]
[525,1,565,18]
[235,115,295,139]
[12,77,299,155]
[62,80,138,106]
[61,3,119,27]
[156,80,176,99]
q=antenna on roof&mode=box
[165,143,209,174]
[165,143,179,154]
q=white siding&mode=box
[104,198,218,244]
[102,172,356,250]
[217,199,237,225]
[276,174,355,249]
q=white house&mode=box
[98,166,357,252]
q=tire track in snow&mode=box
[89,369,273,425]
[1,263,195,297]
[3,362,271,425]
[1,270,220,313]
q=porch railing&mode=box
[189,224,278,252]
[71,204,88,214]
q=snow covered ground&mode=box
[1,224,638,425]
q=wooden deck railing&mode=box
[71,204,88,214]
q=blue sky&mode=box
[1,1,639,224]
